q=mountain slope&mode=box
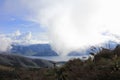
[11,44,58,56]
[0,53,54,68]
[68,40,119,56]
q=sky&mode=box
[0,0,49,52]
[0,0,47,35]
[0,0,49,45]
[0,0,120,55]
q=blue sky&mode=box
[0,18,46,34]
[0,0,47,37]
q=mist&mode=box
[3,0,120,55]
[0,35,12,52]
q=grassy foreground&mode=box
[1,45,120,80]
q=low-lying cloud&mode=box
[0,35,12,52]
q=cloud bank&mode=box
[10,30,49,45]
[2,0,120,55]
[0,30,48,52]
[0,35,12,52]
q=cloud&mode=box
[12,31,32,45]
[0,30,49,52]
[14,30,21,36]
[11,30,49,45]
[0,34,12,52]
[2,0,120,55]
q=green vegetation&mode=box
[1,45,120,80]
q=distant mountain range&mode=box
[10,41,119,56]
[11,44,58,56]
[0,40,118,68]
[68,40,119,56]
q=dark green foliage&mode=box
[57,45,120,80]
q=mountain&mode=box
[0,53,54,68]
[11,44,58,56]
[11,41,119,56]
[68,40,119,56]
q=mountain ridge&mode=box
[0,53,54,68]
[11,44,58,56]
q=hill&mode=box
[0,53,54,68]
[1,45,120,80]
[11,44,58,56]
[51,45,120,80]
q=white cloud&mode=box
[11,30,49,45]
[14,30,21,36]
[0,34,12,52]
[2,0,120,55]
[0,31,49,52]
[8,30,49,45]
